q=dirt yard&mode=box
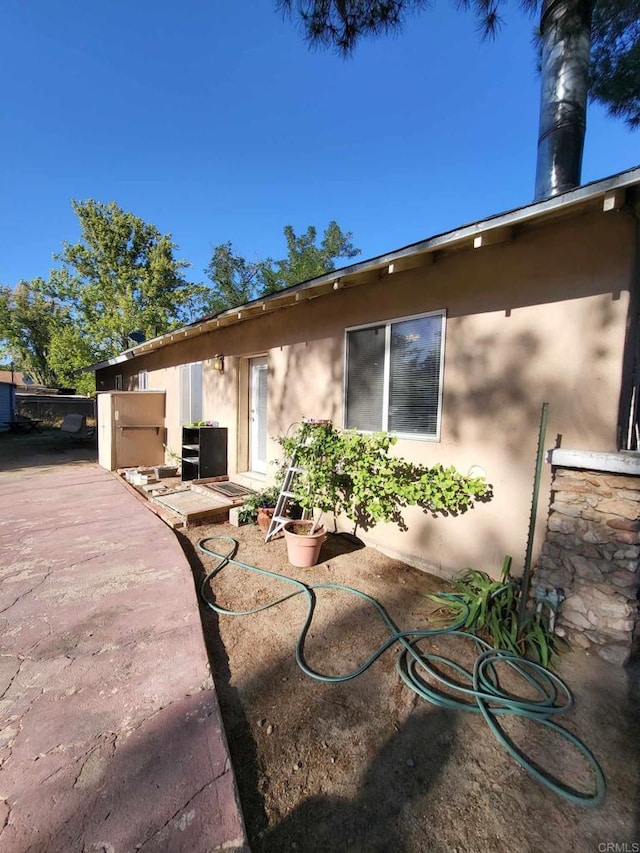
[3,432,638,852]
[0,428,97,473]
[179,520,640,853]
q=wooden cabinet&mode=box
[97,391,165,471]
[181,426,228,481]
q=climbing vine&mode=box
[278,421,490,532]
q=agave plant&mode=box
[429,557,561,667]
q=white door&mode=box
[250,357,268,474]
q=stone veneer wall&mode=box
[535,466,640,665]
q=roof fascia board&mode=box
[87,166,640,372]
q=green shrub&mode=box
[429,557,562,666]
[278,420,490,532]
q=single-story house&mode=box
[90,165,640,662]
[0,370,49,393]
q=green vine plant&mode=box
[428,557,563,666]
[277,421,491,534]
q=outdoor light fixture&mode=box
[212,355,224,373]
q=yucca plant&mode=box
[429,557,561,667]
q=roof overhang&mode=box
[86,165,640,373]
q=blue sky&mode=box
[1,0,637,287]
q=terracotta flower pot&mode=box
[257,507,275,533]
[283,521,326,568]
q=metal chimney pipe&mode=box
[534,0,592,201]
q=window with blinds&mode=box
[344,311,445,440]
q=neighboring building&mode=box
[88,167,640,588]
[0,370,48,393]
[0,381,16,432]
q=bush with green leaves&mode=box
[429,557,561,666]
[278,421,490,532]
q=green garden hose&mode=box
[198,535,606,807]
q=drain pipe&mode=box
[534,0,592,200]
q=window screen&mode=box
[254,361,268,465]
[190,362,203,423]
[345,312,444,439]
[389,316,442,435]
[180,362,203,424]
[345,325,385,431]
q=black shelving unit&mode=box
[181,426,228,482]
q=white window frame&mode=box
[138,369,148,391]
[343,309,446,442]
[180,362,203,425]
[114,374,123,391]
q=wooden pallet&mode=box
[114,471,187,530]
[152,488,235,524]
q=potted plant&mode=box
[282,518,327,567]
[238,485,281,531]
[277,420,490,567]
[277,421,343,567]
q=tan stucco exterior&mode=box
[96,205,638,578]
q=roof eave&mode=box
[85,165,640,373]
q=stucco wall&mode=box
[96,208,636,577]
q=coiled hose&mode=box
[198,535,605,807]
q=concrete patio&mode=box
[0,452,248,852]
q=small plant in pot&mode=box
[283,518,327,567]
[238,485,281,531]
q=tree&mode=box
[204,220,361,312]
[204,242,271,313]
[0,279,65,387]
[46,324,97,396]
[1,201,210,394]
[279,0,639,198]
[589,0,640,126]
[260,220,361,295]
[55,200,208,358]
[0,279,99,395]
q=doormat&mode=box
[209,482,254,498]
